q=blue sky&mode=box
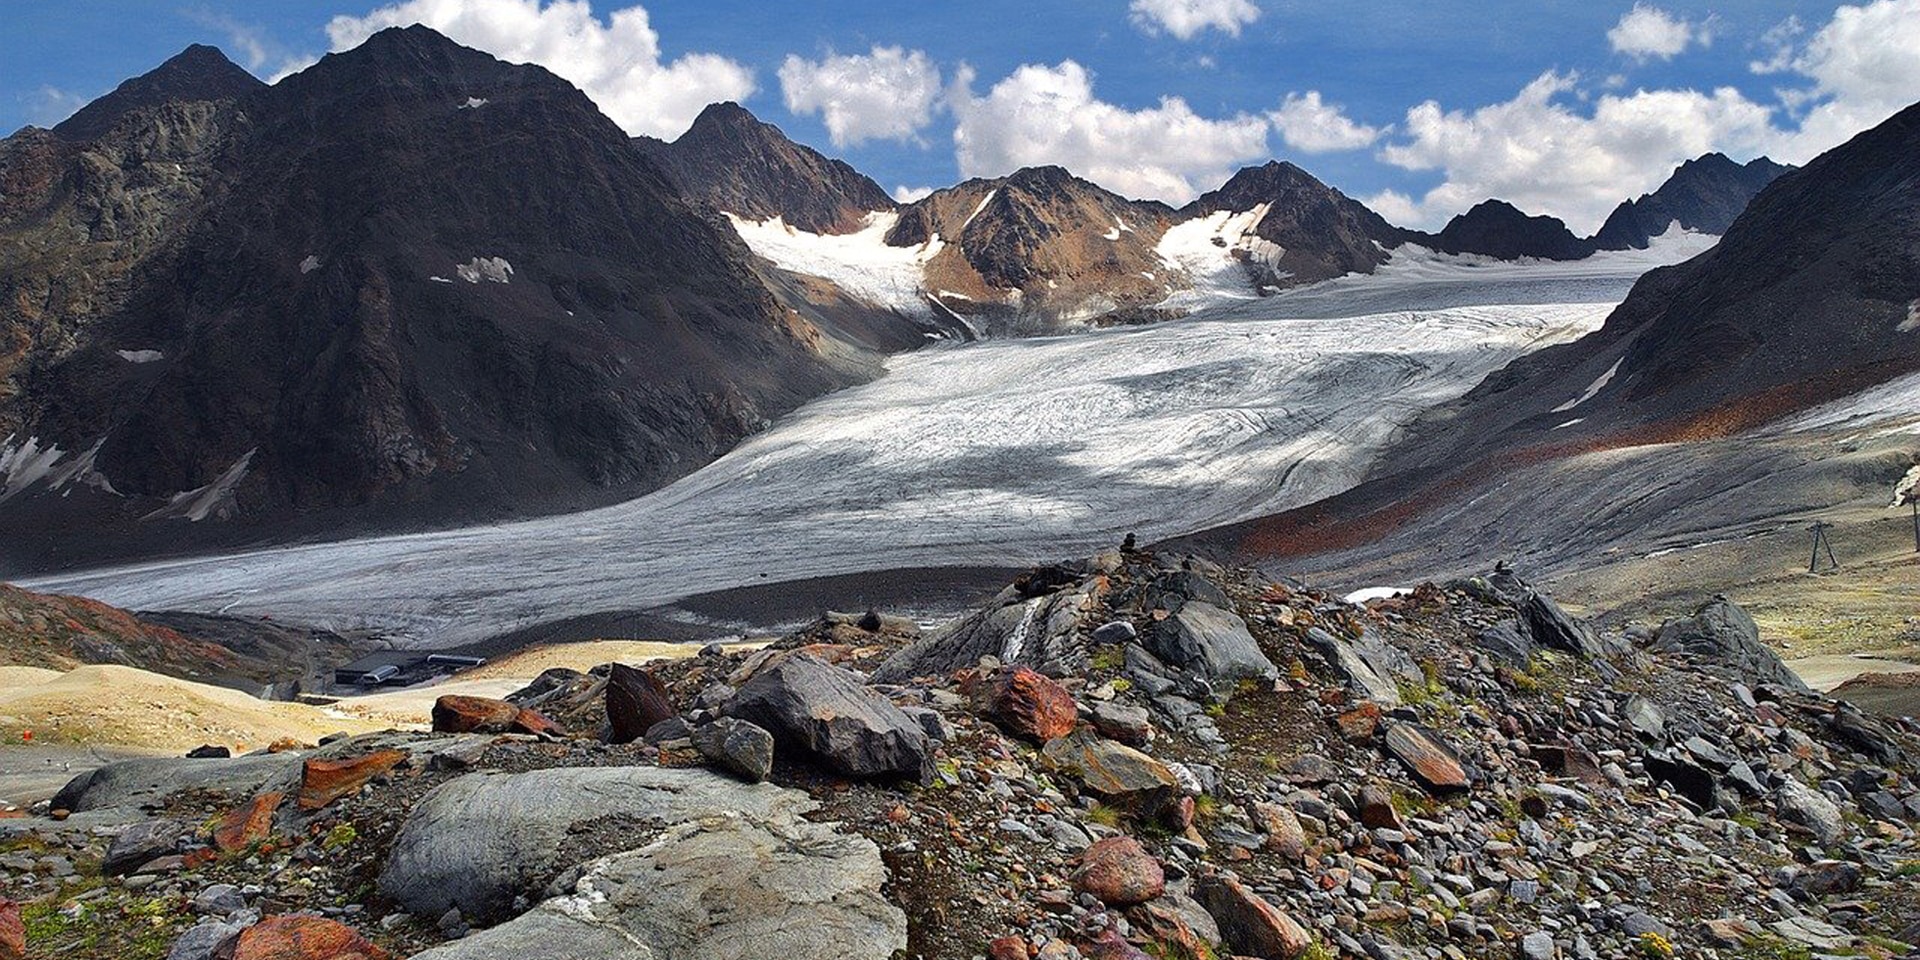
[6,1,1917,231]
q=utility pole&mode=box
[1809,521,1839,573]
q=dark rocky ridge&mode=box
[0,27,896,569]
[635,101,895,235]
[1593,153,1794,251]
[49,44,264,142]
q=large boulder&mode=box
[606,662,676,744]
[726,653,932,782]
[408,815,906,960]
[979,667,1077,744]
[873,576,1105,682]
[1041,729,1180,816]
[1305,627,1403,706]
[1145,602,1277,687]
[1383,723,1473,793]
[1650,598,1810,693]
[690,718,775,783]
[1073,836,1165,906]
[379,766,813,924]
[1196,875,1312,959]
[226,915,388,960]
[52,753,303,814]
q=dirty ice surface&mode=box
[26,246,1703,646]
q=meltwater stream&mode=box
[23,243,1707,645]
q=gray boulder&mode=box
[1775,778,1845,843]
[52,753,304,814]
[1306,627,1406,706]
[727,653,932,783]
[103,818,187,876]
[379,766,814,923]
[1145,602,1277,688]
[408,815,906,960]
[1651,597,1811,692]
[690,718,776,783]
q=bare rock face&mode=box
[1180,160,1410,286]
[635,101,895,235]
[873,570,1107,682]
[52,44,263,142]
[408,815,906,960]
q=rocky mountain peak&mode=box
[637,100,894,234]
[51,43,262,141]
[1431,199,1592,261]
[1183,159,1408,286]
[1593,151,1795,250]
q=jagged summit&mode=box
[637,99,895,234]
[1184,159,1411,284]
[1592,152,1794,250]
[51,43,262,141]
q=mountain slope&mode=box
[51,44,263,142]
[0,27,881,570]
[1183,99,1920,578]
[1593,153,1794,251]
[1424,199,1593,261]
[636,101,895,234]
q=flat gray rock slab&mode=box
[408,814,905,960]
[380,765,814,924]
[51,753,305,813]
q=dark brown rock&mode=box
[606,662,677,745]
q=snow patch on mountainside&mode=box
[116,349,164,363]
[728,212,943,315]
[455,257,513,284]
[1153,205,1276,308]
[1,436,116,503]
[1552,357,1624,412]
[141,449,255,522]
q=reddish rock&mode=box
[298,750,408,810]
[1359,783,1406,830]
[1251,801,1307,860]
[982,667,1078,744]
[988,935,1031,960]
[228,915,389,960]
[431,695,520,734]
[1158,795,1196,833]
[1132,899,1214,960]
[1073,836,1166,906]
[606,662,676,744]
[214,792,283,852]
[1197,875,1312,960]
[0,899,23,960]
[1080,928,1152,960]
[1383,723,1471,793]
[510,708,566,737]
[1532,742,1605,786]
[1335,702,1382,741]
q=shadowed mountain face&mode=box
[1181,160,1412,286]
[1593,153,1794,251]
[635,101,896,234]
[1426,199,1592,261]
[0,27,879,570]
[51,44,264,142]
[1185,99,1920,571]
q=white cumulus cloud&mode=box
[1768,0,1920,162]
[1269,91,1383,153]
[325,0,754,139]
[1607,3,1707,61]
[949,60,1270,204]
[1376,72,1777,232]
[892,185,936,203]
[1129,0,1261,40]
[779,46,943,148]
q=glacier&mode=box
[22,236,1720,646]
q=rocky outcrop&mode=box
[874,569,1107,681]
[1651,596,1810,692]
[378,765,812,923]
[635,101,895,235]
[409,815,906,960]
